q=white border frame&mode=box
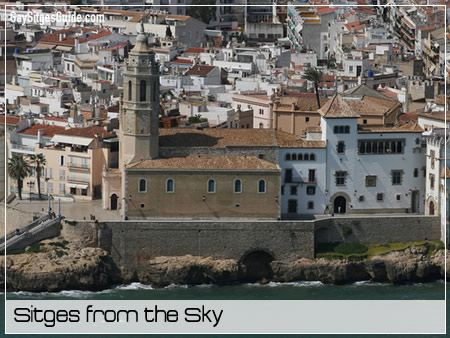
[3,2,447,335]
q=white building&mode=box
[279,94,426,219]
[424,129,449,241]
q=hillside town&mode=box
[0,0,448,249]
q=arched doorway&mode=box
[334,196,346,214]
[240,250,275,282]
[429,201,435,215]
[110,194,118,210]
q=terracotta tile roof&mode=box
[358,121,423,133]
[0,115,21,125]
[159,128,278,147]
[126,156,279,170]
[54,126,114,138]
[346,96,400,116]
[19,124,66,137]
[344,21,365,32]
[185,65,216,76]
[39,27,111,46]
[171,58,194,64]
[185,47,205,54]
[276,131,326,148]
[276,94,328,112]
[418,112,446,121]
[43,116,67,122]
[399,112,418,123]
[318,94,360,118]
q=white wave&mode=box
[246,281,324,287]
[113,282,154,290]
[165,283,189,289]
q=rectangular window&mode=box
[285,169,293,183]
[337,141,345,154]
[306,186,316,195]
[307,201,314,209]
[365,175,377,187]
[358,139,404,155]
[60,155,65,166]
[336,171,347,186]
[47,182,53,193]
[288,199,297,213]
[396,194,401,201]
[81,188,88,196]
[430,174,435,190]
[290,186,297,195]
[47,168,53,179]
[305,117,310,122]
[377,193,384,201]
[59,183,65,194]
[392,170,403,185]
[308,169,316,183]
[59,169,65,181]
[259,108,264,115]
[70,187,76,195]
[333,125,350,134]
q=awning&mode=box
[55,45,73,51]
[51,135,93,146]
[67,183,88,189]
[34,43,56,49]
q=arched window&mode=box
[207,179,216,193]
[166,178,174,193]
[128,81,132,101]
[140,80,146,102]
[138,178,147,193]
[258,179,266,193]
[292,153,297,161]
[310,153,315,161]
[304,154,309,161]
[298,153,303,161]
[285,153,291,161]
[234,179,242,193]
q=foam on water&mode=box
[113,282,154,290]
[246,281,324,287]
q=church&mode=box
[102,24,282,220]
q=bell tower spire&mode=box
[119,21,160,166]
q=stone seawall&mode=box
[61,215,441,275]
[314,216,441,244]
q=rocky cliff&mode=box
[1,241,449,292]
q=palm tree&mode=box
[302,67,323,109]
[8,154,31,200]
[29,153,47,199]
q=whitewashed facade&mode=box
[279,95,426,219]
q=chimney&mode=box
[37,129,44,145]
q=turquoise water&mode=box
[0,281,447,337]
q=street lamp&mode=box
[27,181,35,203]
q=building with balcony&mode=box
[20,126,116,201]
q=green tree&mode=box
[187,0,217,25]
[8,154,31,200]
[188,114,203,124]
[302,67,323,109]
[29,153,47,200]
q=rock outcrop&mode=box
[0,241,120,292]
[272,250,447,285]
[1,241,448,292]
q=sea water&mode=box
[0,281,446,337]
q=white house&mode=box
[278,94,426,219]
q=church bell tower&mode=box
[119,22,160,166]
